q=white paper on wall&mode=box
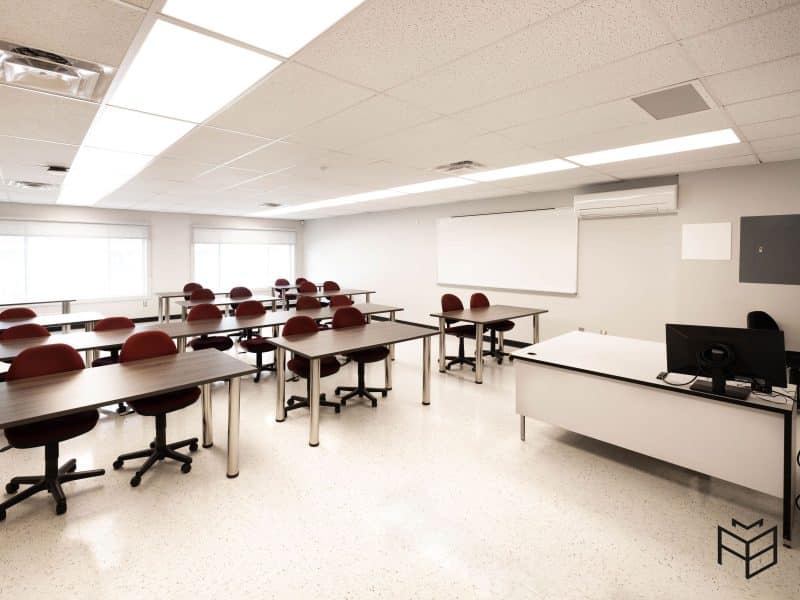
[681,222,731,260]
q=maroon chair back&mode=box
[283,315,319,336]
[188,304,223,321]
[332,307,365,329]
[298,281,317,293]
[229,286,252,299]
[190,288,215,302]
[121,331,177,362]
[441,293,464,325]
[236,300,265,317]
[94,316,136,332]
[7,344,84,380]
[323,281,340,292]
[0,324,50,340]
[295,277,308,285]
[296,296,322,310]
[275,278,290,286]
[0,307,37,320]
[183,282,203,300]
[329,295,353,307]
[470,293,490,309]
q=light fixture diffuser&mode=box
[464,159,578,182]
[566,129,740,166]
[83,106,194,156]
[387,177,476,195]
[57,147,152,206]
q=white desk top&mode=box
[512,331,795,413]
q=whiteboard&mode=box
[436,208,578,294]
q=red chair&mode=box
[187,304,234,352]
[236,301,274,382]
[295,295,330,329]
[332,308,389,407]
[112,331,200,487]
[228,286,252,313]
[0,344,104,521]
[0,323,50,341]
[0,307,37,320]
[190,288,216,302]
[470,293,514,364]
[275,277,296,305]
[298,280,327,307]
[329,295,353,307]
[441,294,476,371]
[91,316,136,414]
[183,282,202,300]
[295,277,308,285]
[283,316,341,415]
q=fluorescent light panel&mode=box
[108,19,281,123]
[162,0,365,57]
[83,106,194,156]
[465,159,577,182]
[57,147,152,206]
[567,128,740,166]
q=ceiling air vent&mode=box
[7,180,57,191]
[46,165,69,174]
[260,202,282,208]
[632,83,711,120]
[0,40,113,101]
[435,160,485,173]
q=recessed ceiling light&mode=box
[388,177,475,195]
[57,147,152,206]
[161,0,365,57]
[108,18,281,123]
[464,159,578,182]
[83,106,194,156]
[566,129,740,166]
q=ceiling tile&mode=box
[162,126,272,165]
[0,164,66,186]
[750,133,800,153]
[228,140,327,173]
[289,95,440,151]
[0,0,145,66]
[0,135,77,168]
[135,157,216,183]
[0,86,97,144]
[702,54,800,105]
[6,187,58,205]
[591,143,756,177]
[647,0,795,39]
[725,91,800,124]
[190,166,263,191]
[756,148,800,162]
[680,4,800,75]
[740,115,800,140]
[387,0,672,114]
[454,43,697,132]
[501,168,617,193]
[208,63,373,139]
[294,0,581,91]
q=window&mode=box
[192,227,295,291]
[0,220,149,302]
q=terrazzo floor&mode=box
[0,339,798,599]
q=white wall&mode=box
[302,160,800,347]
[0,202,303,319]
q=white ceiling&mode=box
[0,0,798,218]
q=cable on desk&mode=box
[661,372,698,387]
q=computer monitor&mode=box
[665,324,786,400]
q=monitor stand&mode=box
[691,379,750,400]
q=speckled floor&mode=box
[0,339,798,599]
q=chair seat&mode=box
[91,355,120,367]
[241,337,275,353]
[488,320,515,332]
[288,356,340,379]
[5,410,100,449]
[130,387,201,416]
[346,346,390,364]
[445,324,476,338]
[190,336,234,352]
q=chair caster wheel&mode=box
[116,405,128,415]
[381,391,388,397]
[287,398,295,407]
[371,401,377,408]
[341,399,347,407]
[0,508,5,521]
[335,387,341,395]
[130,475,141,487]
[149,441,155,449]
[189,442,199,452]
[67,462,77,473]
[55,501,67,515]
[112,459,123,470]
[181,463,191,474]
[334,406,341,414]
[5,482,19,494]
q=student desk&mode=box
[270,322,436,446]
[0,311,103,334]
[430,305,548,383]
[0,350,255,478]
[175,294,280,320]
[154,290,227,323]
[513,331,798,547]
[289,288,375,310]
[0,298,75,315]
[0,328,139,366]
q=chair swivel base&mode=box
[252,359,276,383]
[445,355,475,371]
[0,445,104,521]
[285,392,341,414]
[112,413,198,487]
[334,385,387,407]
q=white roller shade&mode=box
[0,220,148,239]
[192,227,295,245]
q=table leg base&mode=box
[226,472,239,479]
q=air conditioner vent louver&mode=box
[574,185,678,219]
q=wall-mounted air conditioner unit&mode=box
[573,184,678,219]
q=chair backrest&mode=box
[94,316,136,332]
[441,293,464,325]
[229,286,252,299]
[275,278,290,286]
[323,280,340,291]
[283,315,319,336]
[747,310,780,331]
[190,288,216,301]
[470,293,490,309]
[182,282,203,299]
[296,296,322,310]
[295,277,308,285]
[236,300,265,317]
[298,280,317,293]
[188,303,223,321]
[0,323,50,340]
[332,307,365,329]
[7,343,84,380]
[0,307,37,320]
[121,330,177,362]
[329,295,353,307]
